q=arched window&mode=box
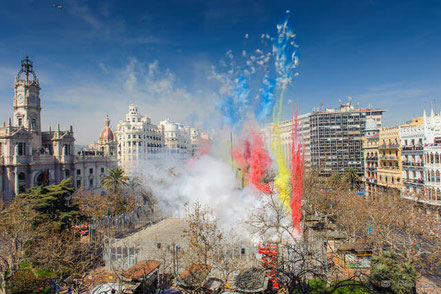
[436,153,440,164]
[437,170,440,183]
[431,153,434,164]
[18,172,26,181]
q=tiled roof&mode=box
[123,260,161,281]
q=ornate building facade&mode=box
[0,57,116,201]
[376,127,402,192]
[159,119,192,158]
[399,117,424,198]
[362,118,380,195]
[116,104,165,173]
[115,104,203,174]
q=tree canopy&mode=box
[17,178,81,231]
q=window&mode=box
[65,170,70,177]
[63,144,70,155]
[18,118,22,126]
[17,143,25,156]
[77,169,81,175]
[77,180,81,187]
[89,168,93,174]
[101,167,104,173]
[89,178,94,187]
[18,173,26,181]
[31,119,36,127]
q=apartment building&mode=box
[310,99,384,176]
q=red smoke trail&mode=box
[194,137,212,158]
[232,138,251,175]
[187,137,212,171]
[290,101,305,237]
[247,131,272,194]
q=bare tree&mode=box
[0,198,36,294]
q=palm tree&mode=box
[101,167,129,194]
[343,167,361,190]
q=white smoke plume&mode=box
[136,154,261,232]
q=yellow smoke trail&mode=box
[271,86,291,210]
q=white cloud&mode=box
[355,84,434,126]
[36,58,220,144]
[66,0,102,29]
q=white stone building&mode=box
[116,104,165,174]
[159,119,192,159]
[0,57,116,201]
[422,110,441,204]
[399,117,424,198]
[397,110,441,205]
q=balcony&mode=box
[366,157,378,162]
[365,178,377,184]
[402,162,423,168]
[379,143,400,149]
[403,178,424,185]
[402,145,423,152]
[366,166,377,171]
[380,155,397,160]
[378,166,400,171]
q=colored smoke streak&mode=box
[290,102,305,237]
[271,87,291,210]
[247,131,272,194]
[233,138,251,175]
[195,138,212,158]
[256,75,276,122]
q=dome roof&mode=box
[100,127,114,143]
[99,115,115,143]
[365,118,378,131]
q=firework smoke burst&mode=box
[290,101,305,238]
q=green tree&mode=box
[368,251,417,294]
[342,167,360,190]
[328,173,343,189]
[101,167,129,194]
[17,178,80,231]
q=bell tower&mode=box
[13,57,42,148]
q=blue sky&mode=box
[1,0,441,144]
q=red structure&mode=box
[258,242,279,289]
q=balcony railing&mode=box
[380,155,397,160]
[366,167,377,171]
[402,145,423,151]
[378,166,399,170]
[365,178,377,184]
[403,178,424,185]
[402,162,423,167]
[379,143,400,149]
[366,157,378,161]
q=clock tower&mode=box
[13,57,42,148]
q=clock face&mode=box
[17,94,24,103]
[30,95,37,103]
